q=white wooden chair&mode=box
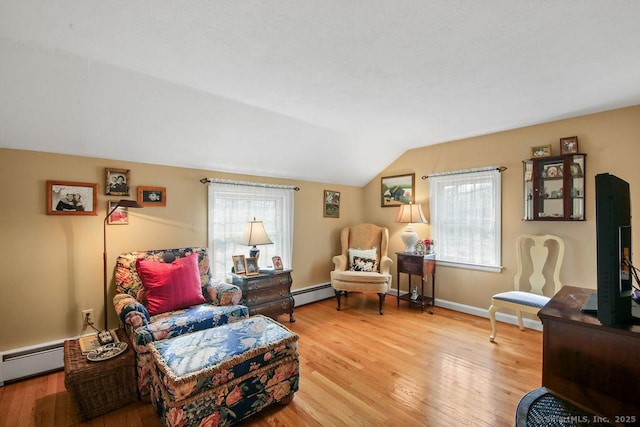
[489,234,565,342]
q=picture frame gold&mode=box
[232,255,246,274]
[46,180,98,215]
[381,173,415,207]
[105,168,130,196]
[560,136,579,155]
[530,144,552,158]
[245,257,259,276]
[272,256,283,270]
[323,190,340,218]
[137,186,166,207]
[107,201,128,225]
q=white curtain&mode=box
[429,168,501,270]
[207,180,295,281]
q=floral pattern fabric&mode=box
[149,315,299,427]
[112,247,249,398]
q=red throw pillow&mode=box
[136,254,206,316]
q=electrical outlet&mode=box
[82,309,94,325]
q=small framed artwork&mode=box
[105,168,130,196]
[137,186,167,207]
[232,255,246,274]
[46,180,98,215]
[272,256,283,270]
[107,201,128,225]
[245,257,259,276]
[560,136,579,155]
[323,190,340,218]
[530,144,552,158]
[381,173,415,207]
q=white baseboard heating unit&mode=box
[0,340,65,386]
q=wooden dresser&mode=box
[231,269,295,322]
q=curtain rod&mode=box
[422,166,507,180]
[199,177,300,191]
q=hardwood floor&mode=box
[0,294,543,427]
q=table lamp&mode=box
[239,217,273,263]
[395,203,427,252]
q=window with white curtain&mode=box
[207,180,295,281]
[428,168,502,272]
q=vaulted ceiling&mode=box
[1,1,640,185]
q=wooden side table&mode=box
[231,269,295,322]
[396,252,436,312]
[64,329,137,420]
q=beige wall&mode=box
[364,105,640,310]
[0,150,363,350]
[1,105,638,351]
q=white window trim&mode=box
[428,167,502,272]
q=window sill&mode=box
[436,260,503,273]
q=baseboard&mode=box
[0,339,65,386]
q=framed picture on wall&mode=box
[323,190,340,218]
[46,180,98,215]
[107,201,129,225]
[137,186,166,206]
[381,173,415,207]
[105,168,130,196]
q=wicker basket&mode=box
[64,329,137,420]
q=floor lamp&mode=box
[103,199,143,331]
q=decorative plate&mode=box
[414,240,426,254]
[87,342,128,362]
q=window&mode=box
[428,168,502,272]
[207,180,295,280]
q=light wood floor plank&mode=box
[0,295,542,426]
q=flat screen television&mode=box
[594,173,633,326]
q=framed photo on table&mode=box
[381,173,415,207]
[245,257,259,276]
[272,256,283,270]
[232,255,246,274]
[46,180,97,215]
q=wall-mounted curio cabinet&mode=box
[523,154,586,221]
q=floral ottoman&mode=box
[149,315,299,427]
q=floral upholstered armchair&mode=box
[113,247,249,399]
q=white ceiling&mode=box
[1,1,640,186]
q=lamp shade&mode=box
[395,204,427,253]
[239,218,273,246]
[395,203,427,224]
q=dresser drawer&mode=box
[242,284,291,306]
[249,298,294,318]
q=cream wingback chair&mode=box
[330,223,393,314]
[489,234,565,342]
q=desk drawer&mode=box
[397,257,424,275]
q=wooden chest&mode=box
[232,269,295,322]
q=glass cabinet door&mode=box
[523,154,585,221]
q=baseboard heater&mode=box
[0,339,65,386]
[291,282,334,306]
